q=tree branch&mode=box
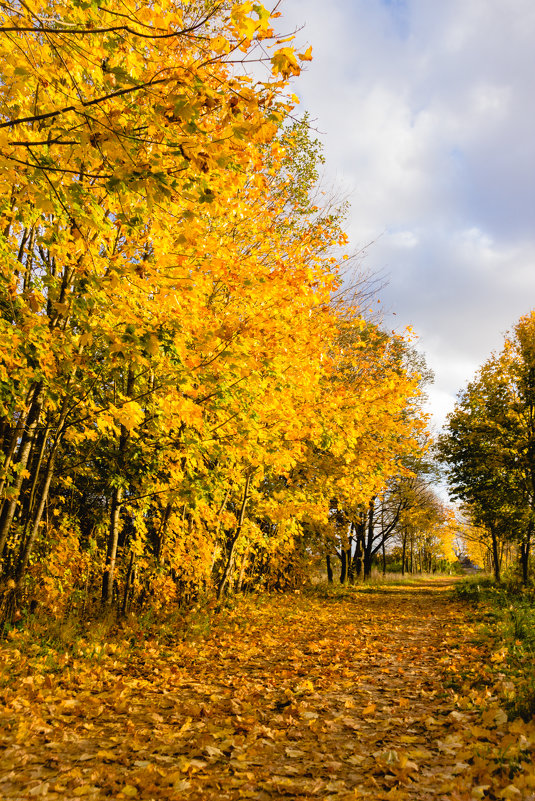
[0,75,171,130]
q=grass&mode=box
[313,569,456,588]
[453,574,535,720]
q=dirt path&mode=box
[1,579,534,800]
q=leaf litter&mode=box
[0,578,534,800]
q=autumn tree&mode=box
[438,311,535,584]
[0,0,319,610]
[312,323,430,583]
[0,1,433,619]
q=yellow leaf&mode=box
[114,401,144,432]
[80,332,93,347]
[29,783,49,796]
[271,47,300,78]
[211,35,230,54]
[285,747,304,758]
[173,779,191,792]
[499,786,522,800]
[471,787,491,800]
[298,46,313,61]
[97,750,118,761]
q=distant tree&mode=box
[438,311,535,584]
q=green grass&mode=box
[454,575,535,720]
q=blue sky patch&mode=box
[380,0,410,39]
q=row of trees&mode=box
[0,0,432,619]
[324,351,459,584]
[438,311,535,583]
[326,472,457,584]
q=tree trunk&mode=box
[102,485,124,605]
[520,521,532,586]
[0,386,43,563]
[347,551,355,584]
[347,527,355,584]
[15,447,57,581]
[121,551,136,616]
[236,546,250,593]
[401,530,407,576]
[20,417,50,526]
[363,497,375,579]
[210,485,231,574]
[490,524,501,582]
[102,368,134,606]
[156,502,173,564]
[340,548,347,584]
[15,397,70,581]
[354,526,363,579]
[217,471,252,600]
[326,554,333,584]
[0,409,28,502]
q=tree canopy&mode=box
[438,311,535,582]
[0,0,431,619]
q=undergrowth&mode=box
[3,574,456,657]
[453,575,535,720]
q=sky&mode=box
[278,0,535,433]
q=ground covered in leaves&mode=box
[1,578,534,800]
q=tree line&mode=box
[0,0,447,622]
[439,311,535,584]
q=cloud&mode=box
[281,0,535,427]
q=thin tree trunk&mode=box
[0,410,29,502]
[326,554,333,584]
[363,497,375,579]
[156,502,173,564]
[102,367,134,606]
[347,526,355,584]
[20,418,51,527]
[0,386,43,562]
[347,550,355,584]
[15,444,58,581]
[340,548,347,584]
[490,524,501,582]
[102,485,124,605]
[520,521,532,586]
[15,394,73,579]
[236,546,249,593]
[217,471,252,600]
[210,485,231,574]
[121,551,136,616]
[354,525,363,579]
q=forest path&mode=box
[1,578,535,800]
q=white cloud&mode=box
[280,0,535,428]
[389,230,419,248]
